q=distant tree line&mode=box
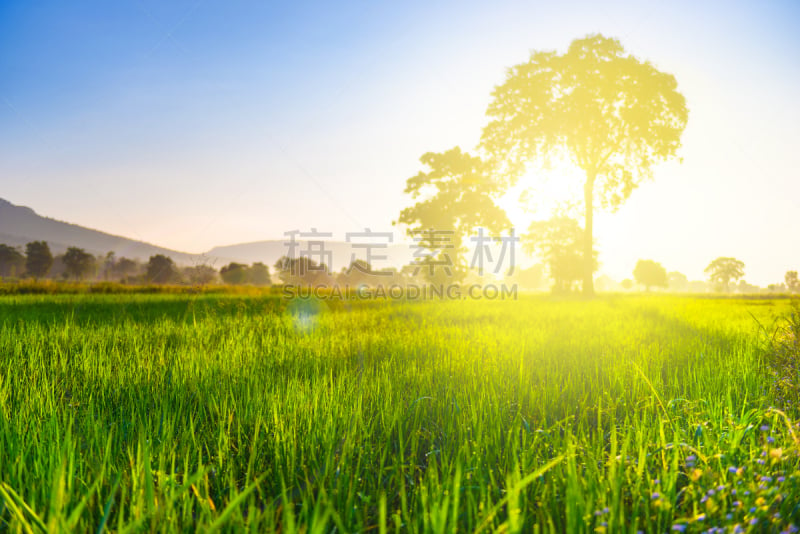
[617,256,798,295]
[0,241,273,286]
[0,241,442,289]
[1,240,797,294]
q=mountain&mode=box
[0,198,415,270]
[0,198,198,262]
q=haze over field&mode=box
[2,1,799,286]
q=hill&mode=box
[0,198,198,262]
[0,198,414,270]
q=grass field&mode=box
[0,293,798,532]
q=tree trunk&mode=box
[583,172,595,297]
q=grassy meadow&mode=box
[0,293,799,532]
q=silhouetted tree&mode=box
[705,257,744,293]
[523,216,597,293]
[273,256,330,286]
[0,244,25,277]
[248,262,271,285]
[63,247,96,281]
[146,254,178,284]
[25,241,53,279]
[633,259,668,291]
[220,262,249,285]
[482,34,688,296]
[785,271,799,294]
[396,147,510,283]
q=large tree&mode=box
[705,257,744,293]
[25,241,53,279]
[633,259,668,291]
[63,247,96,281]
[273,256,331,286]
[220,262,249,285]
[248,262,271,286]
[482,34,688,296]
[146,254,178,284]
[396,147,510,282]
[0,244,25,277]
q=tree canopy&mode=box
[220,262,249,285]
[273,256,331,286]
[146,255,178,284]
[396,146,510,283]
[482,34,688,296]
[25,241,53,279]
[633,259,668,291]
[705,257,744,293]
[219,262,271,285]
[63,247,96,281]
[0,244,25,277]
[248,262,271,286]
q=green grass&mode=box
[0,294,798,532]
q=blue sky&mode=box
[1,0,799,285]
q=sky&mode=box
[1,0,799,286]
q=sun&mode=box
[496,161,586,236]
